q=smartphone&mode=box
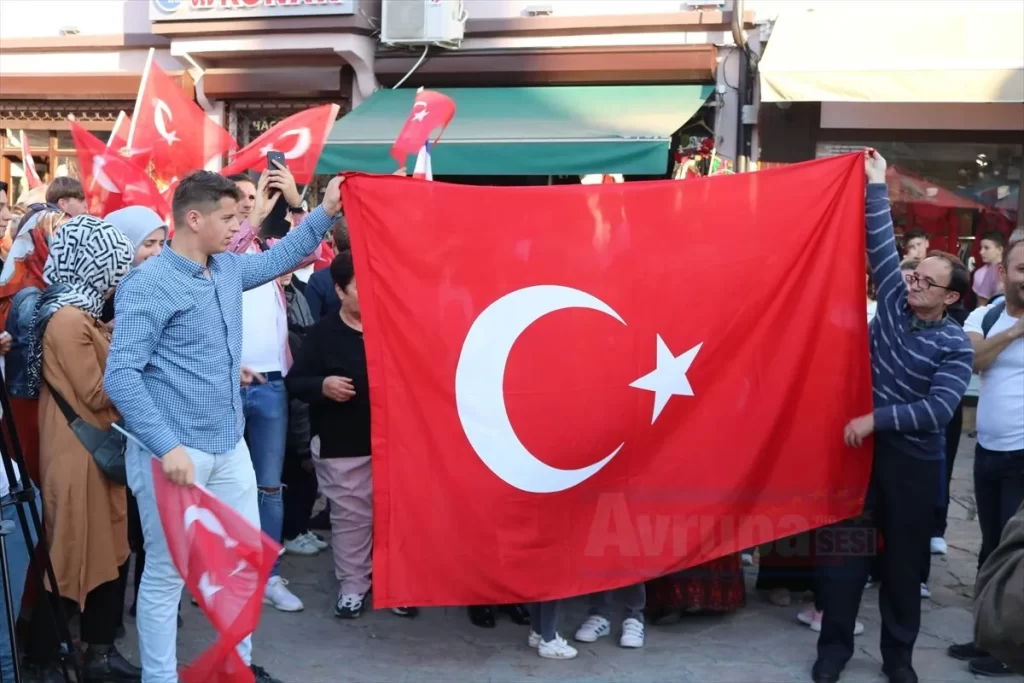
[262,151,290,239]
[266,150,287,171]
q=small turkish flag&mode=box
[341,153,874,608]
[70,121,169,218]
[130,62,237,184]
[221,104,339,184]
[18,131,42,189]
[391,89,455,168]
[152,460,279,683]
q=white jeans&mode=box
[126,438,260,683]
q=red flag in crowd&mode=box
[18,131,42,189]
[341,152,874,608]
[129,60,237,184]
[69,121,169,218]
[151,460,279,683]
[221,104,339,184]
[390,89,455,167]
[107,112,154,172]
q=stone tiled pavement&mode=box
[113,428,1017,682]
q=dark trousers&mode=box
[28,573,125,661]
[817,443,940,671]
[974,444,1024,569]
[933,402,964,538]
[282,457,319,541]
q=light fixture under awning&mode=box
[759,3,1024,104]
[317,85,714,176]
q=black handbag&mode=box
[45,379,127,486]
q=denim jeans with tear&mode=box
[241,379,288,576]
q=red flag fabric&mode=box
[130,62,236,184]
[19,131,42,189]
[151,460,279,683]
[221,104,339,184]
[70,122,169,219]
[390,90,455,167]
[340,152,873,608]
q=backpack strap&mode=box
[982,301,1007,338]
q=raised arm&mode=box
[103,270,179,457]
[873,343,974,434]
[863,151,905,306]
[238,175,344,291]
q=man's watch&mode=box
[288,206,305,214]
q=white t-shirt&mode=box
[241,246,289,374]
[965,304,1024,451]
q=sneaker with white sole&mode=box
[538,634,578,660]
[920,583,931,598]
[302,531,329,551]
[619,618,644,648]
[528,631,542,648]
[263,576,304,612]
[798,606,864,635]
[282,535,320,556]
[574,615,611,643]
[930,537,947,555]
[334,592,365,619]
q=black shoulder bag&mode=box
[44,379,127,486]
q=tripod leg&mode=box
[1,526,23,683]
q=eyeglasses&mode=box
[904,272,953,292]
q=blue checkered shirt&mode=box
[104,206,334,457]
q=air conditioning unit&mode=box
[381,0,467,46]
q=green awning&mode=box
[317,85,714,176]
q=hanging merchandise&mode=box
[671,136,733,179]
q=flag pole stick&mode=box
[107,111,128,149]
[126,47,155,150]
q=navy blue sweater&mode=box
[866,183,974,460]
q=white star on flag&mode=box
[629,335,702,424]
[412,108,429,123]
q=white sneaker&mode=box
[920,583,931,598]
[574,615,611,642]
[302,531,329,550]
[619,618,644,648]
[282,535,319,556]
[538,634,578,660]
[528,631,542,649]
[263,576,304,612]
[930,537,948,555]
[798,606,864,635]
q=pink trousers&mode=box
[312,451,373,595]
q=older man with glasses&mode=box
[811,150,975,683]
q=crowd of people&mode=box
[0,147,1020,683]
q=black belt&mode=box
[259,371,284,383]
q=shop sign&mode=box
[151,0,355,22]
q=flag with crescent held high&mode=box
[340,152,874,607]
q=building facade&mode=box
[1,0,759,192]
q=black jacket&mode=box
[286,313,369,458]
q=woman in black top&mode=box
[286,251,416,620]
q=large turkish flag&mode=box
[341,152,873,608]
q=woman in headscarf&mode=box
[25,215,141,682]
[103,206,168,323]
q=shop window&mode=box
[817,141,1022,245]
[817,140,1022,308]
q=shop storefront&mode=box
[756,2,1024,262]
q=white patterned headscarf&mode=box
[27,215,134,395]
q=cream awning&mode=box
[758,3,1024,104]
